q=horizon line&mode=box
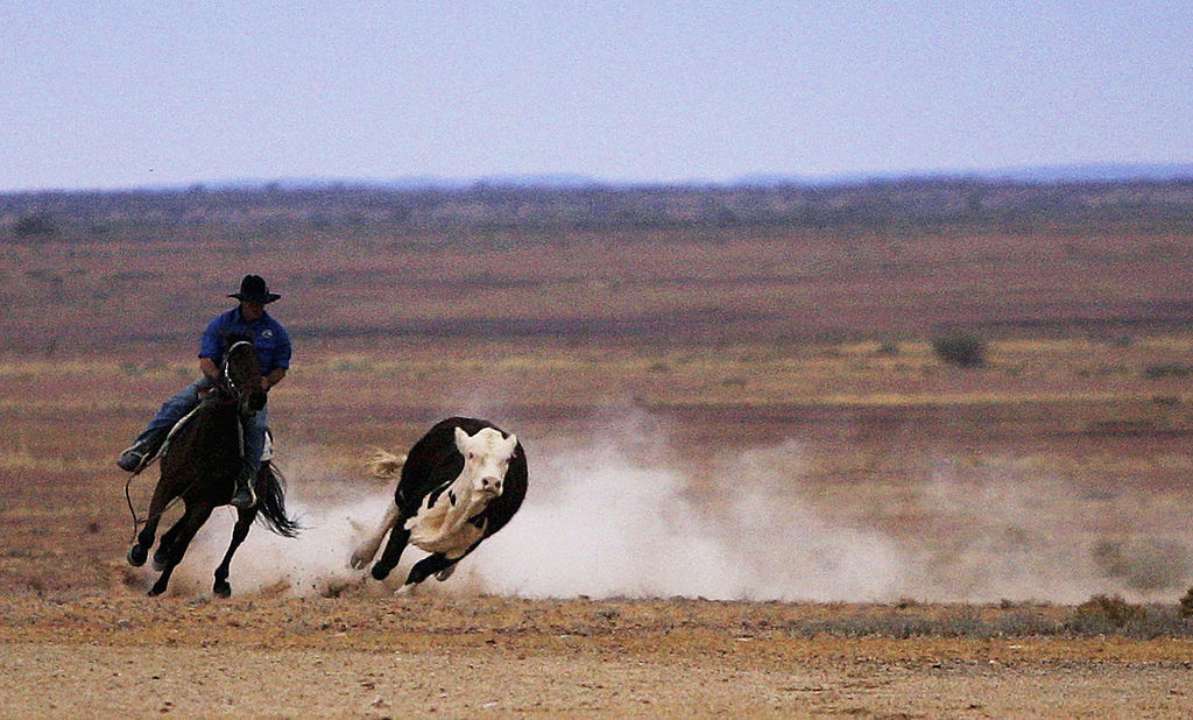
[4,160,1193,196]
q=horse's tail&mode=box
[256,462,302,538]
[367,449,407,479]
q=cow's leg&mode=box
[399,540,485,593]
[128,479,175,567]
[213,507,256,598]
[370,525,411,581]
[351,501,400,570]
[395,553,457,595]
[148,502,213,597]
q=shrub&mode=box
[13,212,57,238]
[1180,587,1193,619]
[1144,364,1193,379]
[1068,594,1145,632]
[932,332,987,368]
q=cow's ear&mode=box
[454,427,470,453]
[504,434,518,457]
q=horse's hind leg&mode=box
[128,479,175,567]
[213,508,256,598]
[153,512,191,571]
[148,502,213,597]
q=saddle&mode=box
[141,400,273,471]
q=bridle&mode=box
[220,340,255,402]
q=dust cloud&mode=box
[160,415,1192,603]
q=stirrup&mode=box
[230,471,257,509]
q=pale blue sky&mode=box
[1,1,1190,191]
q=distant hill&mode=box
[183,163,1193,193]
[986,163,1193,184]
[734,163,1193,187]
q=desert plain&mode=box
[2,185,1193,717]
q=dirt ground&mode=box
[1,594,1191,719]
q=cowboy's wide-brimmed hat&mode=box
[229,274,281,304]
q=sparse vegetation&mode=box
[1059,594,1192,638]
[4,179,1193,233]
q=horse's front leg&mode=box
[148,501,213,597]
[128,477,175,567]
[213,507,257,598]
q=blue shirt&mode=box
[199,307,292,375]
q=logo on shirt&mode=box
[261,329,274,339]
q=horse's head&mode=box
[454,426,518,499]
[221,338,266,417]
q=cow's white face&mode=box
[454,427,518,498]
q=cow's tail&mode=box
[367,449,407,479]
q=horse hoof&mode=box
[213,581,231,598]
[127,545,147,567]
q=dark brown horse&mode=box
[126,339,299,597]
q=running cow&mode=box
[350,417,527,592]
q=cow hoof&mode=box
[213,580,231,598]
[147,585,166,597]
[435,565,456,582]
[349,550,370,570]
[371,564,391,581]
[127,544,147,567]
[394,583,415,597]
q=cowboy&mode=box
[117,275,292,509]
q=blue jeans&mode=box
[136,377,268,473]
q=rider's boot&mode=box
[116,432,165,473]
[230,463,258,509]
